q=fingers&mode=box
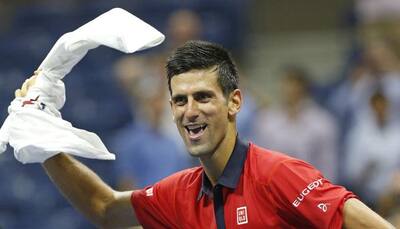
[20,79,32,96]
[15,71,39,98]
[15,89,22,97]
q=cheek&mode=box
[200,104,219,117]
[205,104,229,121]
[171,108,184,123]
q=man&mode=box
[345,89,400,206]
[17,41,393,228]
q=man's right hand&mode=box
[15,71,39,98]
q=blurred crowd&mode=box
[1,0,400,228]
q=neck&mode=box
[200,125,237,186]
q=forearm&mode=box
[343,198,395,229]
[16,69,137,227]
[42,153,115,227]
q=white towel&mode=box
[0,8,165,164]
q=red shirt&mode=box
[131,139,356,228]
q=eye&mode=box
[172,95,187,106]
[195,92,212,103]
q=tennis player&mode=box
[17,41,394,228]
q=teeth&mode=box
[185,124,207,136]
[187,124,205,130]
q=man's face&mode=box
[170,68,234,158]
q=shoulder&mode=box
[246,143,308,184]
[247,143,323,185]
[155,166,203,191]
[132,166,203,204]
[247,143,293,167]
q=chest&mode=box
[175,180,292,229]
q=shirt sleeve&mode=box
[267,159,357,229]
[131,174,179,228]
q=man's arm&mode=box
[343,198,394,229]
[43,153,140,228]
[16,74,139,227]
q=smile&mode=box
[184,124,207,140]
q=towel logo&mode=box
[22,95,40,107]
[237,206,248,225]
[21,95,46,110]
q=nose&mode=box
[185,97,199,122]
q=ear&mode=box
[227,89,242,118]
[169,99,176,123]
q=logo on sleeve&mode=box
[237,206,248,225]
[317,203,330,212]
[145,187,153,197]
[292,178,323,208]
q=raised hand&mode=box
[15,71,39,98]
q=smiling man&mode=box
[17,41,394,228]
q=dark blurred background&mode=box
[1,0,400,228]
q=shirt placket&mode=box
[213,184,226,229]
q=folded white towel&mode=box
[0,8,165,163]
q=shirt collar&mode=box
[197,137,249,200]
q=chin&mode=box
[187,144,212,157]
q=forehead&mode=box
[170,68,222,95]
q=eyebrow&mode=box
[171,90,216,100]
[193,90,215,97]
[171,94,186,101]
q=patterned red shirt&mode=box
[131,139,356,228]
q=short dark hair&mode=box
[166,40,238,97]
[282,65,311,93]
